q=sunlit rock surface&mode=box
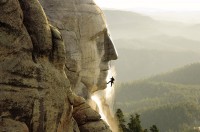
[0,0,116,131]
[40,0,117,131]
[40,0,118,98]
[72,94,111,132]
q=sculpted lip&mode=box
[100,64,110,71]
[100,69,109,71]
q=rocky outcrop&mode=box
[0,118,29,132]
[0,0,73,131]
[72,94,111,132]
[0,0,116,131]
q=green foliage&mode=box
[127,114,143,132]
[115,63,200,131]
[115,109,128,132]
[116,109,126,123]
[179,124,200,132]
[150,125,159,132]
[115,109,159,132]
[141,102,200,132]
[149,63,200,85]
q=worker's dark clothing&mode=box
[107,77,115,87]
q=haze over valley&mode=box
[103,9,200,131]
[104,10,200,81]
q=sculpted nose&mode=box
[104,33,118,61]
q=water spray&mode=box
[91,66,118,131]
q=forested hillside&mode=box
[115,63,200,131]
[116,49,200,81]
[149,63,200,85]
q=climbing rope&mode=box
[109,60,112,68]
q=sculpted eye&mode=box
[90,28,107,40]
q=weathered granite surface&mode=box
[40,0,118,98]
[0,0,73,131]
[0,0,117,131]
[40,0,118,131]
[72,94,111,132]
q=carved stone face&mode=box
[40,0,118,98]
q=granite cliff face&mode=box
[40,0,118,131]
[0,0,74,131]
[0,0,114,132]
[40,0,118,99]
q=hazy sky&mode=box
[95,0,200,23]
[95,0,200,11]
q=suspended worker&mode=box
[107,76,115,87]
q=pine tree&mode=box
[127,113,143,132]
[150,125,159,132]
[115,109,159,132]
[115,109,128,132]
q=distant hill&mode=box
[114,63,200,131]
[115,80,200,131]
[104,9,200,132]
[141,102,200,132]
[149,63,200,85]
[115,48,200,82]
[103,10,200,81]
[115,62,200,108]
[104,10,162,39]
[104,10,155,25]
[115,35,200,52]
[104,10,200,41]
